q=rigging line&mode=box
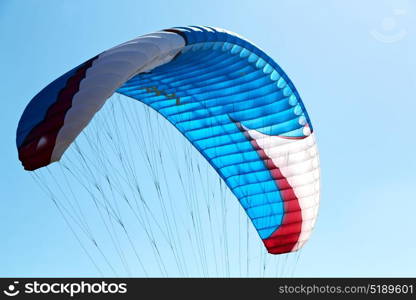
[100,197,132,276]
[116,100,176,276]
[182,144,207,276]
[31,172,105,276]
[42,167,92,239]
[99,141,179,273]
[126,99,187,276]
[60,162,120,223]
[92,180,135,276]
[219,179,230,277]
[107,211,132,276]
[157,120,191,276]
[120,223,151,277]
[291,249,302,277]
[60,154,129,276]
[246,217,250,277]
[147,102,195,274]
[58,163,95,239]
[282,253,289,277]
[117,94,201,274]
[196,157,218,276]
[122,96,186,276]
[238,202,241,277]
[89,128,135,273]
[90,115,124,219]
[173,142,206,275]
[203,160,219,276]
[98,100,168,276]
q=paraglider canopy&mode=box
[17,26,320,255]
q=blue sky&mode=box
[0,0,415,277]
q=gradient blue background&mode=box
[1,0,415,276]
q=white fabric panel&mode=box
[242,124,320,252]
[51,32,185,162]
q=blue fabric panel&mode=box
[117,26,313,239]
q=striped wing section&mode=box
[17,32,185,170]
[237,123,319,253]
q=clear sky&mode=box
[1,0,415,277]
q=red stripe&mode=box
[233,120,302,254]
[18,56,98,171]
